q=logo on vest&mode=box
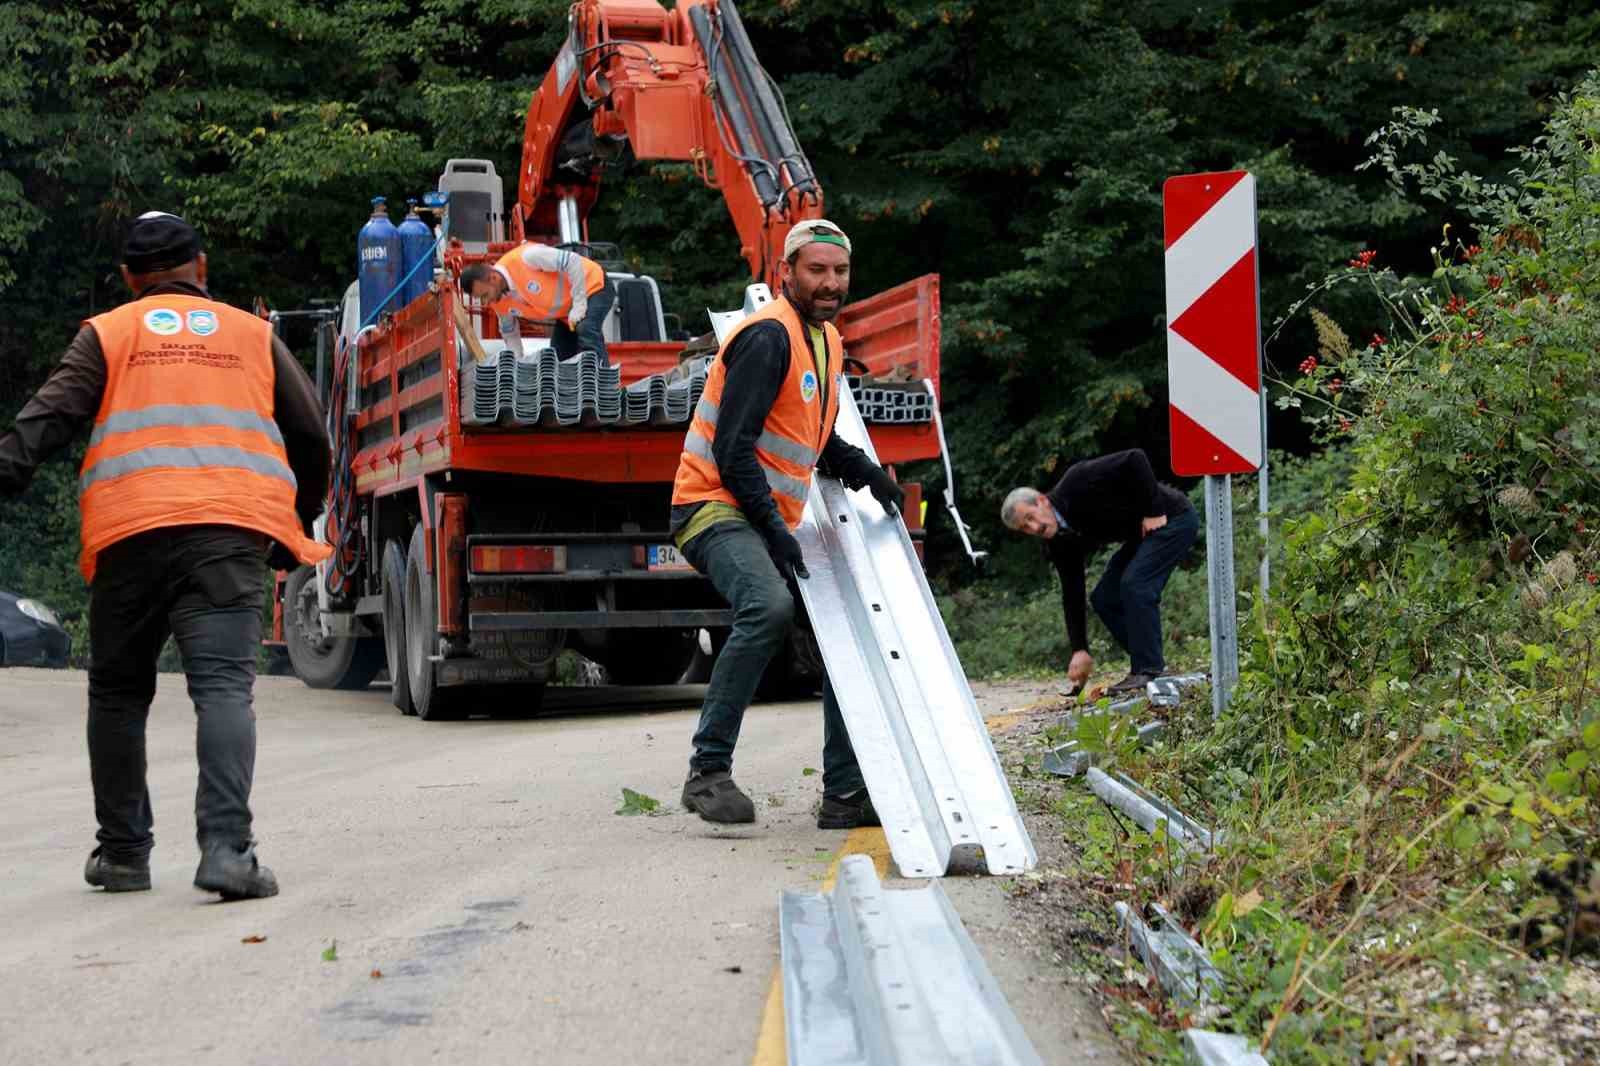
[524,279,543,296]
[186,310,219,337]
[800,370,819,404]
[143,309,182,336]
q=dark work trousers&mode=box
[549,283,615,362]
[1089,508,1199,675]
[88,525,267,863]
[682,519,865,800]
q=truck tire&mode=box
[404,525,462,721]
[283,565,385,690]
[600,629,698,685]
[381,540,415,716]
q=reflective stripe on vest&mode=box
[689,397,820,470]
[87,404,286,450]
[81,443,297,494]
[681,428,811,506]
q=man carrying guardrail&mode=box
[1001,449,1198,697]
[669,219,904,827]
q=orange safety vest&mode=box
[490,244,607,322]
[672,298,844,529]
[77,294,332,582]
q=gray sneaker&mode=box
[681,770,756,824]
[194,841,279,901]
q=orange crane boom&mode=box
[517,0,820,292]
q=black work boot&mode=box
[817,790,881,830]
[681,770,756,824]
[194,841,279,901]
[84,847,151,893]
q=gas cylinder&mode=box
[397,198,434,309]
[357,196,401,325]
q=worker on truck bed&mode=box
[1001,450,1198,697]
[669,219,905,827]
[460,242,614,362]
[0,211,332,901]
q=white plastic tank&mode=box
[437,159,505,254]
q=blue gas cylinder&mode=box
[357,196,401,325]
[397,199,434,309]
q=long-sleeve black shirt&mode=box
[1044,449,1192,653]
[0,281,331,535]
[670,295,879,539]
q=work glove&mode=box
[267,541,299,572]
[765,525,809,580]
[864,466,906,517]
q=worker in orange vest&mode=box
[0,212,332,900]
[670,219,904,827]
[460,242,614,361]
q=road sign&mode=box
[1163,171,1262,476]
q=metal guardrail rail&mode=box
[795,388,1037,878]
[779,855,1045,1066]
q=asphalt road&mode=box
[0,667,1120,1065]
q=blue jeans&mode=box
[682,520,864,799]
[1089,508,1199,674]
[550,283,614,361]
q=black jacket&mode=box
[0,281,331,536]
[670,294,879,539]
[1044,449,1192,653]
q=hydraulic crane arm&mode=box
[518,0,821,293]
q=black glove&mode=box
[267,542,299,572]
[864,466,906,517]
[765,525,809,580]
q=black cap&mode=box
[122,211,201,274]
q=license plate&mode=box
[647,544,694,572]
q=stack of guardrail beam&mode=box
[846,377,935,424]
[462,350,708,428]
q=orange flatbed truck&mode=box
[269,0,946,718]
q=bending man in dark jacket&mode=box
[1001,449,1197,695]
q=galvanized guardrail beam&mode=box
[1115,901,1224,1008]
[1183,1029,1269,1065]
[780,855,1045,1066]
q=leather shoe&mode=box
[84,847,151,893]
[194,841,279,900]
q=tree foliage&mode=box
[2,1,1598,613]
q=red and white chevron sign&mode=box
[1164,171,1262,476]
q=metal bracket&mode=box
[1116,901,1225,1009]
[780,855,1044,1066]
[1086,768,1221,856]
[923,378,987,569]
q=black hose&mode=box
[688,4,781,207]
[716,0,816,199]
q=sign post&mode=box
[1163,171,1263,716]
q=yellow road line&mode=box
[750,827,891,1066]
